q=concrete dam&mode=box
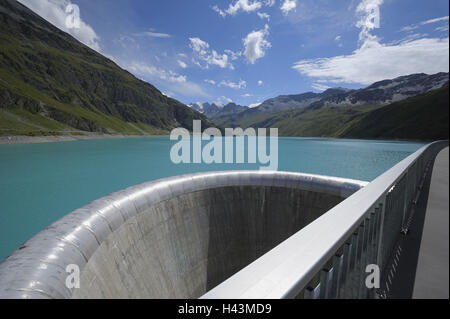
[0,171,366,299]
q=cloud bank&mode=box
[293,0,449,85]
[129,62,207,97]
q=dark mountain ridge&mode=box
[0,0,212,136]
[339,84,449,140]
[214,72,449,133]
[309,72,449,110]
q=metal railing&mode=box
[202,141,448,299]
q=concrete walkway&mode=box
[413,147,449,299]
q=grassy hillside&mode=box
[0,0,212,136]
[256,105,381,137]
[339,84,449,140]
[216,85,449,140]
[216,103,380,137]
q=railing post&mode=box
[319,269,331,299]
[339,243,351,298]
[349,231,361,298]
[359,217,371,298]
[401,169,410,234]
[330,254,343,299]
[376,200,386,268]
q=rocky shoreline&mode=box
[0,134,156,145]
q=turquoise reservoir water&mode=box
[0,137,424,261]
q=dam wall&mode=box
[0,171,367,299]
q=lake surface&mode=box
[0,137,424,261]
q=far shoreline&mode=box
[0,134,169,145]
[0,133,433,145]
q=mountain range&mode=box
[0,0,212,136]
[340,84,449,140]
[187,102,247,119]
[210,72,449,140]
[0,0,448,141]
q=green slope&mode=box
[215,104,380,137]
[256,105,380,137]
[216,85,449,140]
[339,84,449,140]
[0,0,212,136]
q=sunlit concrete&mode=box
[0,171,366,299]
[413,148,449,299]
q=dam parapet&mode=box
[0,141,447,299]
[203,140,448,299]
[0,171,366,298]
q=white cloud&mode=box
[249,102,262,108]
[280,0,296,16]
[189,37,233,69]
[17,0,100,51]
[242,93,252,97]
[225,49,242,60]
[214,96,233,106]
[311,83,331,91]
[128,62,207,97]
[257,80,263,86]
[436,25,449,33]
[213,0,263,17]
[294,38,449,84]
[243,24,271,64]
[189,37,210,54]
[257,12,270,20]
[219,79,247,89]
[292,0,449,85]
[421,16,449,25]
[161,91,173,98]
[265,0,276,7]
[177,60,187,69]
[133,31,171,38]
[118,35,137,48]
[209,51,231,68]
[356,0,383,44]
[212,5,227,17]
[334,35,343,47]
[129,62,186,83]
[205,78,247,90]
[401,16,449,32]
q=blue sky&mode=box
[18,0,449,107]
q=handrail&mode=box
[202,140,448,299]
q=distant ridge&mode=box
[213,72,449,140]
[188,102,247,119]
[339,84,449,140]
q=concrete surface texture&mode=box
[413,147,449,299]
[0,171,367,299]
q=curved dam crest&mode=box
[0,171,367,299]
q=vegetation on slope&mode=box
[215,104,380,137]
[339,84,449,140]
[0,0,212,136]
[215,85,449,141]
